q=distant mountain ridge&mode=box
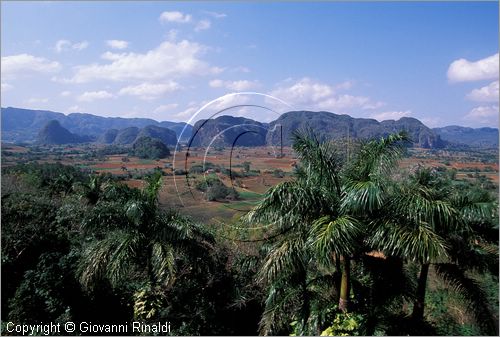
[433,125,498,148]
[1,107,497,149]
[1,107,192,143]
[265,111,444,148]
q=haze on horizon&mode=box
[1,1,498,128]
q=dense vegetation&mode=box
[1,131,498,336]
[131,136,170,159]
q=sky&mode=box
[1,1,498,127]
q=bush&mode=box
[196,175,239,201]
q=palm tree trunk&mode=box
[412,263,430,321]
[339,256,351,312]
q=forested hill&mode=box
[2,106,498,149]
[1,107,192,143]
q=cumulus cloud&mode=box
[464,105,499,125]
[1,82,13,92]
[118,81,181,100]
[72,41,89,51]
[153,103,179,114]
[77,90,114,102]
[100,51,127,61]
[209,79,260,91]
[55,39,89,53]
[60,90,71,97]
[68,40,218,83]
[1,54,61,79]
[269,77,384,112]
[106,39,129,50]
[67,105,82,113]
[370,110,412,121]
[447,53,499,82]
[159,11,192,23]
[467,80,499,102]
[195,19,211,32]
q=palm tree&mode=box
[78,171,215,320]
[245,130,408,334]
[244,130,346,334]
[369,167,498,334]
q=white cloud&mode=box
[204,11,227,19]
[1,82,13,92]
[232,66,250,73]
[209,94,251,111]
[27,97,49,104]
[159,11,192,23]
[68,40,218,83]
[209,79,260,91]
[467,80,499,102]
[55,39,89,53]
[60,90,71,97]
[195,19,211,32]
[370,110,412,121]
[171,102,200,121]
[269,77,384,112]
[77,90,114,102]
[447,53,499,82]
[106,39,129,50]
[100,51,127,61]
[464,105,499,125]
[118,81,181,100]
[1,54,61,79]
[166,29,179,41]
[72,41,89,51]
[420,117,442,128]
[153,103,179,114]
[55,39,71,53]
[67,105,82,113]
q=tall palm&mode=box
[78,171,215,320]
[244,130,347,334]
[369,167,498,334]
[245,130,408,334]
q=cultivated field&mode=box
[2,143,498,225]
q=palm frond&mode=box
[258,234,308,285]
[369,221,449,263]
[151,241,175,284]
[79,230,139,289]
[309,215,362,264]
[259,284,301,335]
[434,263,498,336]
[346,131,408,183]
[342,180,385,215]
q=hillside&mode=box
[1,107,192,143]
[190,115,267,147]
[266,111,444,148]
[36,120,91,145]
[137,125,177,146]
[433,126,499,148]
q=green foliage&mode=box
[321,311,366,336]
[196,175,239,201]
[131,136,170,159]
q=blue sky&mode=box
[1,1,498,127]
